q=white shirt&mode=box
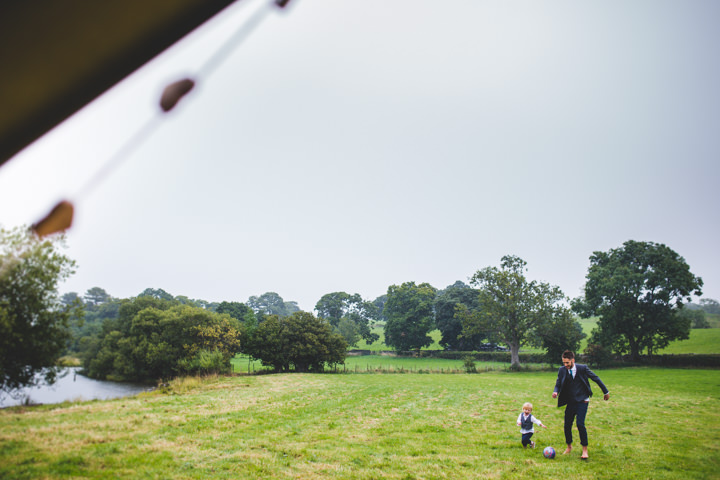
[517,413,544,434]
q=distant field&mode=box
[353,317,720,355]
[353,326,443,351]
[657,328,720,354]
[2,369,717,479]
[232,355,546,375]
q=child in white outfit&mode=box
[517,402,546,448]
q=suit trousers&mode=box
[564,401,589,446]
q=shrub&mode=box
[584,343,613,368]
[462,355,477,373]
[179,349,229,376]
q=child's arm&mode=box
[532,416,548,428]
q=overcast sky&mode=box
[1,0,718,312]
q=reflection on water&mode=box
[0,368,150,407]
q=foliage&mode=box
[315,291,380,346]
[583,343,614,368]
[462,355,477,373]
[0,227,82,393]
[434,281,486,350]
[137,287,175,301]
[83,287,111,306]
[243,311,347,372]
[66,289,121,355]
[336,317,361,347]
[216,301,255,323]
[690,298,720,315]
[573,240,703,361]
[678,308,710,329]
[247,292,298,317]
[460,255,572,367]
[83,296,242,381]
[383,282,437,352]
[178,349,230,376]
[534,310,586,363]
[373,294,388,322]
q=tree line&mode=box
[1,224,709,391]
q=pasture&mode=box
[1,368,717,479]
[352,318,720,355]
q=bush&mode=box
[583,343,613,368]
[462,355,477,373]
[179,349,229,376]
[626,354,720,368]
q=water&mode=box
[0,368,150,407]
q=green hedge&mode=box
[347,350,551,364]
[619,354,720,368]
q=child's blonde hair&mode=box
[522,402,533,411]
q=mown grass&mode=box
[1,368,718,479]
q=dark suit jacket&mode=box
[554,363,609,407]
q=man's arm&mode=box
[585,365,610,400]
[551,367,563,398]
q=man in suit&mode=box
[552,350,610,459]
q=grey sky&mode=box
[1,0,718,311]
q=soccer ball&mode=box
[543,447,556,459]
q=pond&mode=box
[0,368,150,408]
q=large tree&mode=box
[216,301,256,323]
[434,281,486,351]
[459,255,571,367]
[383,282,437,352]
[315,292,380,346]
[84,297,242,381]
[573,240,703,361]
[83,287,111,306]
[243,311,347,372]
[698,298,720,315]
[247,292,297,318]
[0,227,82,394]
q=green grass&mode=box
[1,369,718,479]
[341,355,513,373]
[656,328,720,354]
[231,354,516,374]
[354,325,444,351]
[354,318,720,355]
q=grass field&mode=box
[1,368,718,479]
[231,355,544,375]
[354,318,720,355]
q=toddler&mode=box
[516,402,546,448]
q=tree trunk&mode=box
[510,343,521,367]
[629,338,641,362]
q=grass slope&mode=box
[1,369,718,479]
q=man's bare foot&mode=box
[563,446,572,455]
[581,447,589,459]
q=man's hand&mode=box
[603,393,610,401]
[552,392,558,399]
